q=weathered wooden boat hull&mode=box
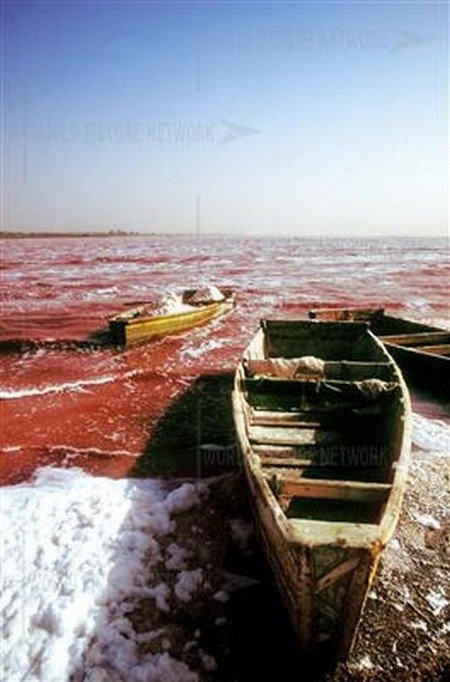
[251,474,381,659]
[309,308,450,394]
[233,320,411,659]
[380,342,449,394]
[109,289,234,346]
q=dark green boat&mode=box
[309,307,450,395]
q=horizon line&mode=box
[1,229,448,241]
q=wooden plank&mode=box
[243,376,396,395]
[251,409,307,421]
[337,554,378,658]
[250,408,377,429]
[248,425,346,446]
[249,407,322,425]
[251,403,384,416]
[276,476,391,502]
[245,358,323,379]
[324,362,393,381]
[288,518,380,547]
[258,455,387,473]
[253,447,390,480]
[244,377,326,391]
[379,331,450,346]
[252,417,324,428]
[260,457,315,467]
[308,307,384,321]
[250,413,348,428]
[315,555,361,594]
[243,378,392,413]
[297,548,314,650]
[416,344,450,356]
[252,444,323,459]
[245,358,393,381]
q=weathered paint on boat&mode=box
[308,307,450,394]
[232,320,411,660]
[109,288,234,346]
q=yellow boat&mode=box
[109,287,234,346]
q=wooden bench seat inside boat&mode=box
[264,471,392,524]
[243,377,400,412]
[266,474,391,502]
[248,424,359,446]
[288,517,381,543]
[244,358,394,381]
[248,407,379,429]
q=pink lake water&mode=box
[1,235,449,484]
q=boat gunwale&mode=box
[383,339,450,359]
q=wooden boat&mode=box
[109,288,234,346]
[309,307,450,393]
[232,320,411,659]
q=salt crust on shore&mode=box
[0,468,207,681]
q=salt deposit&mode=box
[189,285,225,303]
[0,467,207,681]
[157,292,197,315]
[411,414,450,454]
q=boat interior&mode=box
[241,321,407,526]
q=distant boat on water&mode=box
[109,286,234,346]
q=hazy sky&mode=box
[3,1,448,236]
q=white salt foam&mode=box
[0,467,204,681]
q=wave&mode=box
[0,376,117,400]
[0,444,140,458]
[0,369,142,400]
[181,338,228,359]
